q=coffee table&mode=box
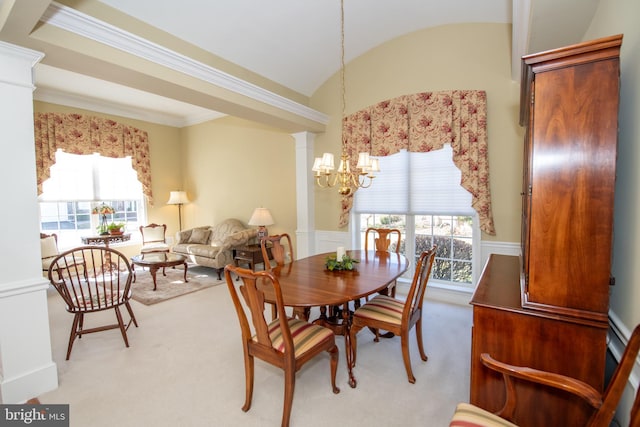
[131,253,188,291]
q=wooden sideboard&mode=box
[470,35,622,426]
[470,255,608,426]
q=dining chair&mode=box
[47,246,139,360]
[364,227,402,297]
[224,264,340,427]
[261,233,308,320]
[449,324,640,427]
[350,246,436,384]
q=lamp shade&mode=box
[248,208,274,226]
[167,191,189,205]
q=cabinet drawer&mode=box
[236,250,253,258]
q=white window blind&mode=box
[353,145,473,215]
[39,150,143,201]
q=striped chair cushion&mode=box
[449,403,518,427]
[354,295,404,325]
[264,318,333,357]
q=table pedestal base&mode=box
[314,303,357,388]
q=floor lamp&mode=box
[167,191,189,231]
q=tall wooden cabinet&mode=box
[470,35,622,426]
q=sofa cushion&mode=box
[188,228,211,244]
[210,219,246,245]
[186,244,220,258]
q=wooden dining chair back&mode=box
[364,227,402,297]
[350,246,436,384]
[260,233,306,319]
[449,323,640,427]
[139,223,169,254]
[47,246,138,360]
[365,227,402,253]
[224,264,340,427]
[260,233,293,269]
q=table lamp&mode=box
[248,207,274,240]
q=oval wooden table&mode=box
[258,250,409,388]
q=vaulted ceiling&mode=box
[0,0,598,129]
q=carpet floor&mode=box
[41,278,473,426]
[130,264,224,305]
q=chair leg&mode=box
[282,366,296,427]
[124,301,139,328]
[328,344,340,394]
[401,331,416,384]
[77,313,84,339]
[415,317,428,362]
[114,306,130,347]
[66,313,82,360]
[350,324,362,368]
[242,349,254,412]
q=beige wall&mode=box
[309,23,523,242]
[179,116,298,254]
[584,0,640,336]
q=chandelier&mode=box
[312,0,379,196]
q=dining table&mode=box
[257,249,409,388]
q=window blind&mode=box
[39,150,143,201]
[353,145,473,215]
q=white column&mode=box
[0,41,58,403]
[293,131,316,259]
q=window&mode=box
[353,145,478,289]
[39,150,146,249]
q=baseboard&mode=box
[395,280,473,307]
[607,311,639,426]
[0,362,58,404]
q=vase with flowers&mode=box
[92,204,115,235]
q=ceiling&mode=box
[0,0,598,128]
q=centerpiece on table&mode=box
[92,204,115,235]
[325,247,359,271]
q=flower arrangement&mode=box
[325,253,359,271]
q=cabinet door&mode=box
[526,58,619,317]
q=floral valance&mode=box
[341,90,495,235]
[34,113,153,204]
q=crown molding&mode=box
[34,86,223,127]
[40,2,328,126]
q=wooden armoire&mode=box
[469,34,622,426]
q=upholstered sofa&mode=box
[172,218,257,279]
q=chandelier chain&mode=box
[341,0,346,125]
[311,0,380,195]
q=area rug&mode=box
[130,265,224,305]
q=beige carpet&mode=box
[130,264,224,305]
[41,281,473,426]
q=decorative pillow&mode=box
[188,228,211,244]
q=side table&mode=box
[233,244,272,272]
